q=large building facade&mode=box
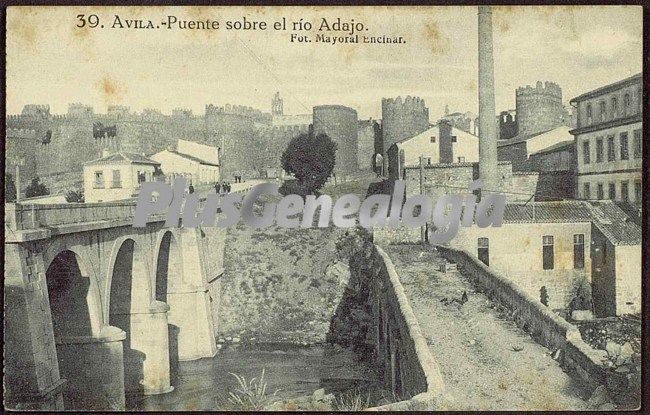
[570,73,642,206]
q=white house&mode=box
[150,139,220,185]
[83,152,161,203]
[387,122,479,179]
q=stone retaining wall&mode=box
[435,246,615,397]
[359,243,451,410]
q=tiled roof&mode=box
[529,139,574,156]
[569,73,642,103]
[84,152,160,166]
[503,201,592,223]
[502,201,641,246]
[166,150,219,167]
[585,202,642,246]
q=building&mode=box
[150,139,220,185]
[497,125,574,171]
[381,96,430,159]
[387,121,479,180]
[569,73,642,206]
[83,151,160,203]
[447,200,641,316]
[439,108,477,135]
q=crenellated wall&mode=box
[381,96,429,158]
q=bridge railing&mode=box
[5,184,257,231]
[5,201,142,230]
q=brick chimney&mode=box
[438,120,454,164]
[478,5,499,193]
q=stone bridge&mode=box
[4,199,230,410]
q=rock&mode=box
[225,336,232,342]
[469,339,476,346]
[619,342,634,359]
[571,310,594,321]
[615,366,630,373]
[588,385,612,408]
[551,349,562,361]
[605,341,622,357]
[232,337,241,343]
[312,388,326,401]
[598,403,616,410]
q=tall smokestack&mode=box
[478,6,498,193]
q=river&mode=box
[127,343,390,411]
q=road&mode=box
[383,244,590,411]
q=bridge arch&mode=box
[153,228,216,361]
[107,236,173,397]
[45,248,126,410]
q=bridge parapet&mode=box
[5,201,149,231]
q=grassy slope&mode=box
[218,175,377,344]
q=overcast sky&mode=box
[6,6,643,121]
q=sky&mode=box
[6,6,643,121]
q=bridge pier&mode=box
[55,326,127,410]
[167,285,217,360]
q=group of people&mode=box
[214,181,232,194]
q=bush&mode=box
[281,132,336,195]
[219,369,280,411]
[65,189,84,203]
[5,173,17,202]
[24,177,50,198]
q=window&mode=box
[457,156,465,163]
[634,181,642,202]
[542,235,554,270]
[611,97,618,117]
[623,93,631,116]
[582,141,590,164]
[607,136,615,161]
[111,170,122,188]
[137,171,146,184]
[621,181,629,202]
[426,157,432,165]
[478,238,489,266]
[93,171,104,189]
[599,101,606,122]
[583,183,591,200]
[430,136,436,143]
[451,136,457,143]
[620,132,629,160]
[597,183,604,200]
[596,138,604,162]
[608,182,616,200]
[573,234,585,269]
[633,130,641,159]
[586,104,593,124]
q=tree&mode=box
[25,177,50,198]
[5,173,17,202]
[280,132,336,195]
[65,189,84,203]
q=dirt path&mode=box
[384,245,590,411]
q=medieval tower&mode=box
[381,96,429,157]
[515,81,564,136]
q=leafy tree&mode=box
[25,177,50,198]
[65,189,84,203]
[280,132,336,195]
[5,173,17,202]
